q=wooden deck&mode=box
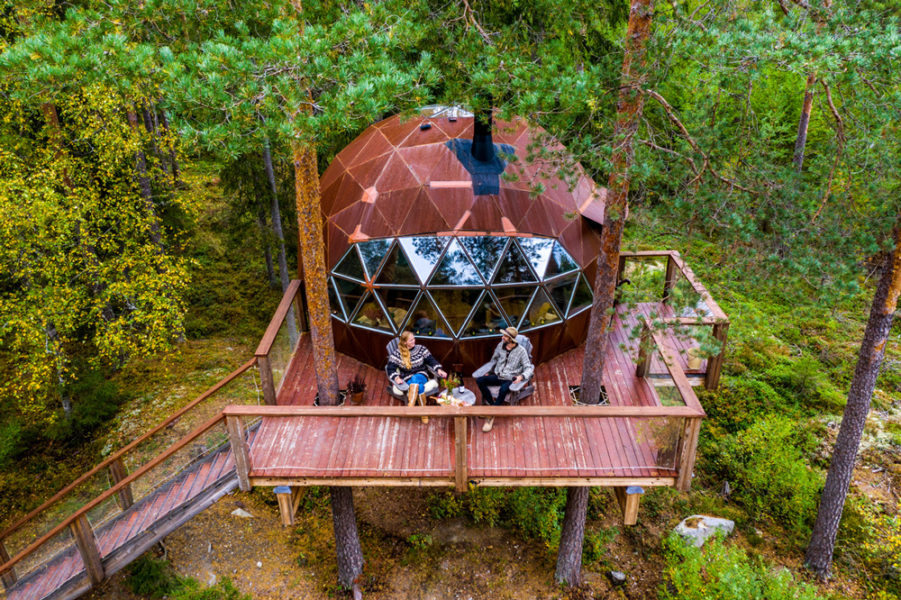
[247,303,703,487]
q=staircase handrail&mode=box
[0,358,257,544]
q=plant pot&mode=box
[349,390,365,405]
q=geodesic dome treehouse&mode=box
[319,107,607,371]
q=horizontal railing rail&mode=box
[220,404,705,418]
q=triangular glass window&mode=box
[461,292,507,338]
[333,246,366,282]
[328,278,345,321]
[398,236,446,283]
[376,288,420,332]
[547,275,578,316]
[570,274,594,314]
[544,242,579,280]
[357,239,392,279]
[460,236,507,282]
[430,288,483,336]
[334,276,366,319]
[517,238,555,280]
[404,294,453,338]
[494,286,535,330]
[493,241,537,284]
[375,241,419,285]
[522,288,562,330]
[430,239,483,286]
[351,291,393,332]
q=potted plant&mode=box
[347,375,367,405]
[439,374,462,393]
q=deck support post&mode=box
[0,539,17,587]
[613,486,644,525]
[226,416,252,492]
[70,514,104,585]
[662,254,678,305]
[676,417,702,491]
[257,356,277,405]
[108,457,134,510]
[273,486,302,526]
[704,322,729,390]
[454,417,468,492]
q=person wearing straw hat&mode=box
[475,326,534,432]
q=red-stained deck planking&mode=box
[250,303,702,483]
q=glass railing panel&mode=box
[6,524,82,587]
[466,415,685,476]
[2,470,109,562]
[269,303,301,393]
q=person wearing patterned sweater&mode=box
[386,331,448,395]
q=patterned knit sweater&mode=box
[385,344,443,381]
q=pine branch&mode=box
[644,89,759,194]
[811,80,846,223]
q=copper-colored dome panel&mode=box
[319,109,606,372]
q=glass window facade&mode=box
[329,235,592,338]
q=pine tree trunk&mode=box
[292,141,339,404]
[555,487,588,585]
[263,140,298,347]
[793,73,816,172]
[806,225,901,577]
[158,110,182,186]
[330,487,364,589]
[560,0,654,585]
[256,203,278,286]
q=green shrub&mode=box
[427,490,465,519]
[126,556,179,598]
[170,578,251,600]
[0,421,24,468]
[660,533,825,600]
[583,525,619,566]
[505,487,566,548]
[465,487,506,527]
[703,378,787,434]
[46,370,126,442]
[708,416,822,536]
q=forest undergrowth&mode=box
[3,176,901,599]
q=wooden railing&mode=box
[617,251,729,390]
[0,283,305,595]
[635,315,706,491]
[255,279,303,405]
[0,360,259,593]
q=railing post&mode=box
[70,514,104,585]
[1,539,17,587]
[676,417,701,491]
[226,416,252,492]
[108,458,133,510]
[704,322,729,390]
[454,417,468,492]
[256,356,277,405]
[662,253,678,305]
[635,320,652,378]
